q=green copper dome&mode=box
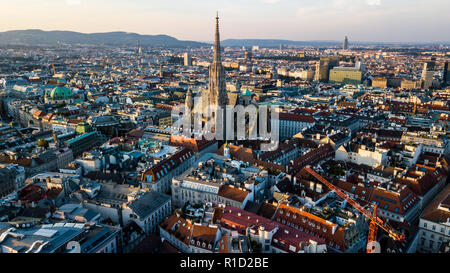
[50,86,73,100]
[241,89,252,96]
[75,121,92,135]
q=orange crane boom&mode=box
[303,166,405,242]
[367,205,379,253]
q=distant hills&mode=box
[0,30,207,48]
[0,30,447,48]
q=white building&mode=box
[335,143,389,167]
[417,184,450,253]
[80,184,172,234]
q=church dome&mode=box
[241,89,252,96]
[50,85,73,101]
[75,121,92,134]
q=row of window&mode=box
[422,222,449,235]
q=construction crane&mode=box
[303,166,406,253]
[51,64,56,75]
[367,205,379,253]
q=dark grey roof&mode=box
[80,225,120,253]
[128,191,171,219]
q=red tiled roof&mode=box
[336,180,371,203]
[279,113,316,123]
[42,113,54,122]
[18,185,46,203]
[217,144,256,163]
[220,203,327,254]
[220,205,279,233]
[218,185,249,203]
[190,224,218,251]
[289,144,334,175]
[160,214,192,247]
[398,167,447,197]
[272,224,325,253]
[0,154,33,167]
[170,135,217,152]
[141,148,194,182]
[369,186,419,215]
[217,143,288,174]
[273,204,345,251]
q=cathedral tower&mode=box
[201,12,228,139]
[203,12,228,108]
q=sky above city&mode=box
[2,0,449,43]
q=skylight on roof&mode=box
[33,229,58,238]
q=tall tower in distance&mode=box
[184,52,192,66]
[444,61,449,85]
[421,58,435,90]
[343,36,349,50]
[137,40,142,55]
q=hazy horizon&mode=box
[2,0,449,43]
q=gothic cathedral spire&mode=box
[207,11,228,108]
[214,11,221,65]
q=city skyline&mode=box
[2,0,449,43]
[0,0,449,260]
